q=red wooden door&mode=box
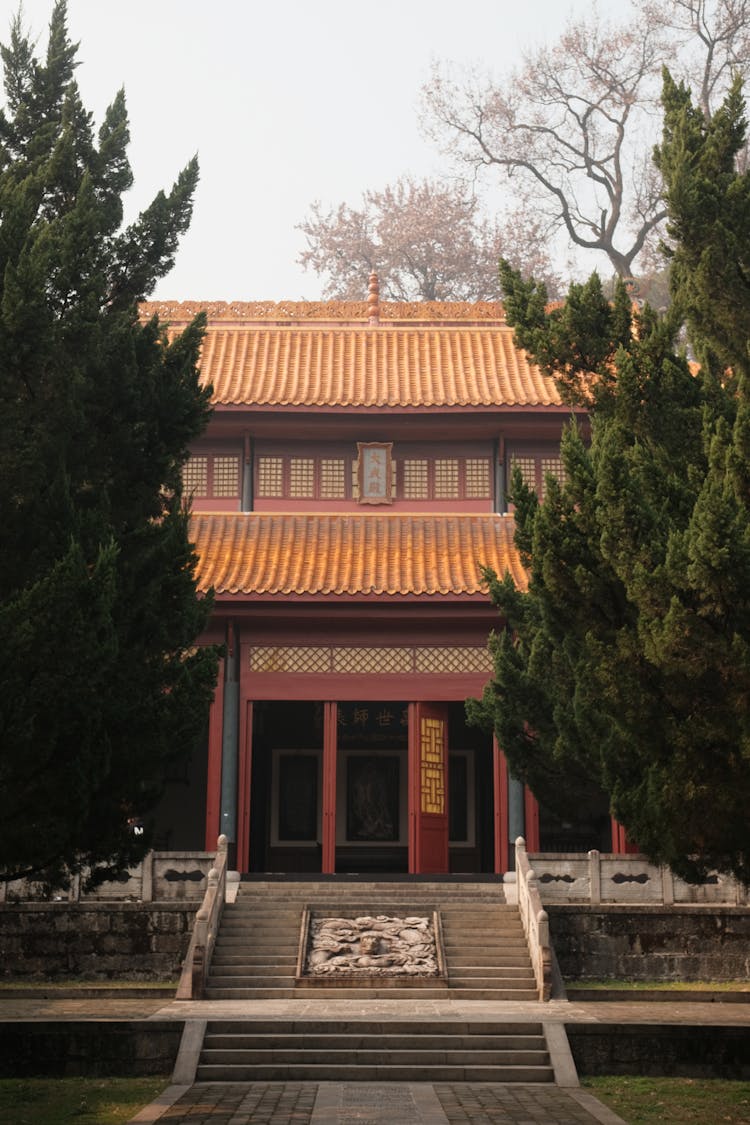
[409,703,449,874]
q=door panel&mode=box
[409,702,449,873]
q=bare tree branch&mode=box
[422,2,750,278]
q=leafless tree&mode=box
[422,1,750,279]
[297,175,563,301]
[638,0,750,117]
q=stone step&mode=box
[210,956,298,967]
[203,986,538,1001]
[200,1047,549,1067]
[207,975,297,987]
[219,911,304,920]
[449,978,537,990]
[217,925,302,936]
[447,953,532,967]
[203,1021,546,1036]
[206,881,535,1005]
[204,1033,546,1051]
[207,966,297,978]
[445,928,523,937]
[195,1062,553,1082]
[449,965,535,979]
[213,936,299,948]
[237,882,506,892]
[444,944,529,954]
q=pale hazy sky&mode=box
[3,0,626,300]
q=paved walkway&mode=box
[3,994,748,1123]
[2,993,749,1025]
[129,1080,624,1124]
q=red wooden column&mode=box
[236,701,253,873]
[493,736,509,874]
[610,816,639,854]
[408,702,450,874]
[523,787,541,852]
[321,702,338,874]
[204,656,225,850]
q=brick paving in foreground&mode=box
[143,1081,622,1124]
[435,1083,614,1124]
[156,1082,317,1124]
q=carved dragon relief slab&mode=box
[299,911,442,978]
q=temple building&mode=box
[146,282,618,875]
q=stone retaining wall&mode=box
[0,1021,182,1077]
[0,903,195,980]
[549,904,750,981]
[0,1019,746,1080]
[568,1024,750,1078]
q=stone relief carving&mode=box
[304,914,438,977]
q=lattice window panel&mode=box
[290,458,315,498]
[320,458,346,498]
[434,459,459,499]
[403,459,429,499]
[464,458,491,499]
[420,717,445,814]
[415,647,493,675]
[249,647,331,674]
[257,456,284,497]
[333,648,413,675]
[183,456,208,496]
[541,456,565,498]
[213,456,240,497]
[510,456,537,491]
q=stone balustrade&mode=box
[528,851,748,906]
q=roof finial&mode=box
[367,272,380,325]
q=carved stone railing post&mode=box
[141,851,154,903]
[588,849,601,905]
[176,834,228,1000]
[661,865,674,905]
[515,836,551,1001]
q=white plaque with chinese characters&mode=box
[356,442,393,504]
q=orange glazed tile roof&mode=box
[198,324,560,409]
[190,512,527,597]
[141,301,562,409]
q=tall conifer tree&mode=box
[0,3,217,887]
[472,74,750,882]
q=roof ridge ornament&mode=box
[367,272,380,325]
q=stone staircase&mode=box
[204,880,538,1002]
[195,1018,554,1083]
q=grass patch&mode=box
[584,1077,750,1122]
[0,1077,168,1124]
[568,979,750,991]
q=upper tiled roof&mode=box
[190,512,527,597]
[196,325,560,409]
[140,301,562,409]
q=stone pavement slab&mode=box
[148,996,750,1027]
[2,993,749,1026]
[127,1082,626,1125]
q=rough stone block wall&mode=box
[549,905,750,981]
[0,903,194,980]
[568,1024,750,1078]
[0,1021,182,1077]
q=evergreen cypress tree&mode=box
[472,74,750,882]
[0,3,217,887]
